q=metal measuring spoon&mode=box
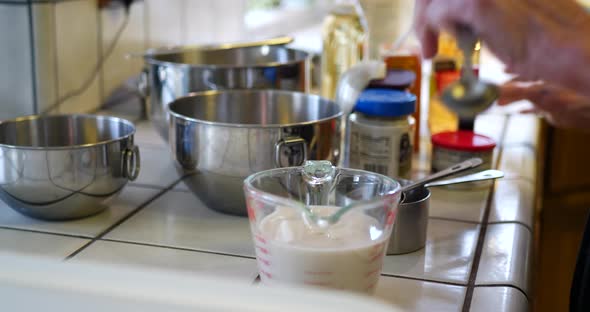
[441,25,499,118]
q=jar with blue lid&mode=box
[348,89,416,179]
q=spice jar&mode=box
[367,69,420,153]
[348,89,416,179]
[431,131,496,188]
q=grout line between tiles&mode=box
[380,273,466,287]
[63,176,186,260]
[474,284,530,302]
[0,225,90,240]
[461,115,510,312]
[99,238,256,260]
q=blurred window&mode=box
[244,0,328,37]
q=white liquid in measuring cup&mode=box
[254,205,388,293]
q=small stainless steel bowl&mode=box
[387,181,431,255]
[0,114,140,220]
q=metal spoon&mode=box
[441,25,499,118]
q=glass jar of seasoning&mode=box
[348,89,416,179]
[431,131,496,188]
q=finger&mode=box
[504,76,543,85]
[497,85,533,106]
[519,108,540,114]
[414,0,438,58]
[497,82,547,105]
[419,28,439,58]
[425,0,474,34]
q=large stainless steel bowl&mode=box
[169,90,342,215]
[144,44,311,139]
[0,115,140,220]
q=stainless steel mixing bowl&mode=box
[143,44,311,139]
[0,115,140,220]
[168,90,342,215]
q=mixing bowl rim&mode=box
[243,166,402,211]
[144,45,311,69]
[167,89,343,129]
[0,114,136,150]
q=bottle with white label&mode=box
[348,89,416,179]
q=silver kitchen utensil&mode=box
[168,90,342,215]
[441,25,499,118]
[388,169,504,255]
[400,157,483,193]
[141,44,311,139]
[388,180,430,255]
[0,114,140,220]
[424,169,504,188]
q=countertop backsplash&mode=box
[0,0,249,120]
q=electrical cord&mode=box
[42,8,130,115]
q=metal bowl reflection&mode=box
[0,114,140,220]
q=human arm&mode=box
[415,0,590,98]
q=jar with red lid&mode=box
[431,131,496,187]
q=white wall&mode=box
[0,0,250,119]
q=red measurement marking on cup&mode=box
[256,245,270,255]
[260,270,272,279]
[254,234,267,244]
[371,242,385,251]
[304,271,333,276]
[365,280,378,292]
[369,251,383,263]
[386,210,397,225]
[258,258,271,266]
[245,197,256,221]
[365,268,380,278]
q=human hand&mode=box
[415,0,590,97]
[499,80,590,131]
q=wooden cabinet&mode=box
[534,124,590,312]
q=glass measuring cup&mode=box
[243,161,402,294]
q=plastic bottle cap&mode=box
[354,89,416,117]
[367,70,416,90]
[431,131,496,152]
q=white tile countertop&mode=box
[0,109,539,312]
